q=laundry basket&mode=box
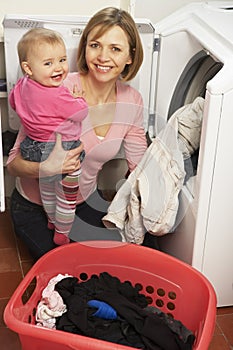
[4,241,216,350]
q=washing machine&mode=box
[149,1,233,308]
[2,1,233,306]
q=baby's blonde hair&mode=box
[17,27,65,63]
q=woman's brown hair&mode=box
[77,7,143,81]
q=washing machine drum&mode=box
[168,50,223,118]
[167,50,223,182]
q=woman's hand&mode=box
[40,133,84,177]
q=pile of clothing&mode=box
[102,96,204,243]
[36,272,195,350]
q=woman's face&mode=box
[85,25,132,83]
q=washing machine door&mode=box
[168,50,223,118]
[153,34,223,133]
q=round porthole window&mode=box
[168,50,223,118]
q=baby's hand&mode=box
[71,84,85,99]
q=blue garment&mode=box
[87,300,117,320]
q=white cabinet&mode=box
[0,37,15,212]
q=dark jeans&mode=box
[10,188,57,260]
[20,136,85,162]
[10,188,120,260]
[10,188,159,261]
[20,136,85,181]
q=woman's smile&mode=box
[95,64,113,73]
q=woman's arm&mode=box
[7,154,40,178]
[123,94,147,172]
[7,133,83,178]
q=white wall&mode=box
[0,0,128,37]
[2,1,233,37]
[2,1,232,37]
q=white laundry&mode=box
[177,97,204,159]
[36,273,72,329]
[103,97,204,244]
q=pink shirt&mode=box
[7,73,147,205]
[9,76,88,142]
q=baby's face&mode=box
[25,42,69,87]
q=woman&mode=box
[7,7,148,260]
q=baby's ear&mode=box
[21,61,32,76]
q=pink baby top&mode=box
[9,76,88,142]
[7,72,147,205]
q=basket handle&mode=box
[9,274,38,309]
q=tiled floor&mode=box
[0,209,232,350]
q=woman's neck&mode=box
[80,74,116,106]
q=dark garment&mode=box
[100,294,194,349]
[55,273,194,350]
[145,306,195,345]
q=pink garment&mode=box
[9,76,87,142]
[7,72,147,205]
[36,273,72,329]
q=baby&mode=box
[9,28,88,245]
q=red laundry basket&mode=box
[4,241,216,350]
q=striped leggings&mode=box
[40,169,81,239]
